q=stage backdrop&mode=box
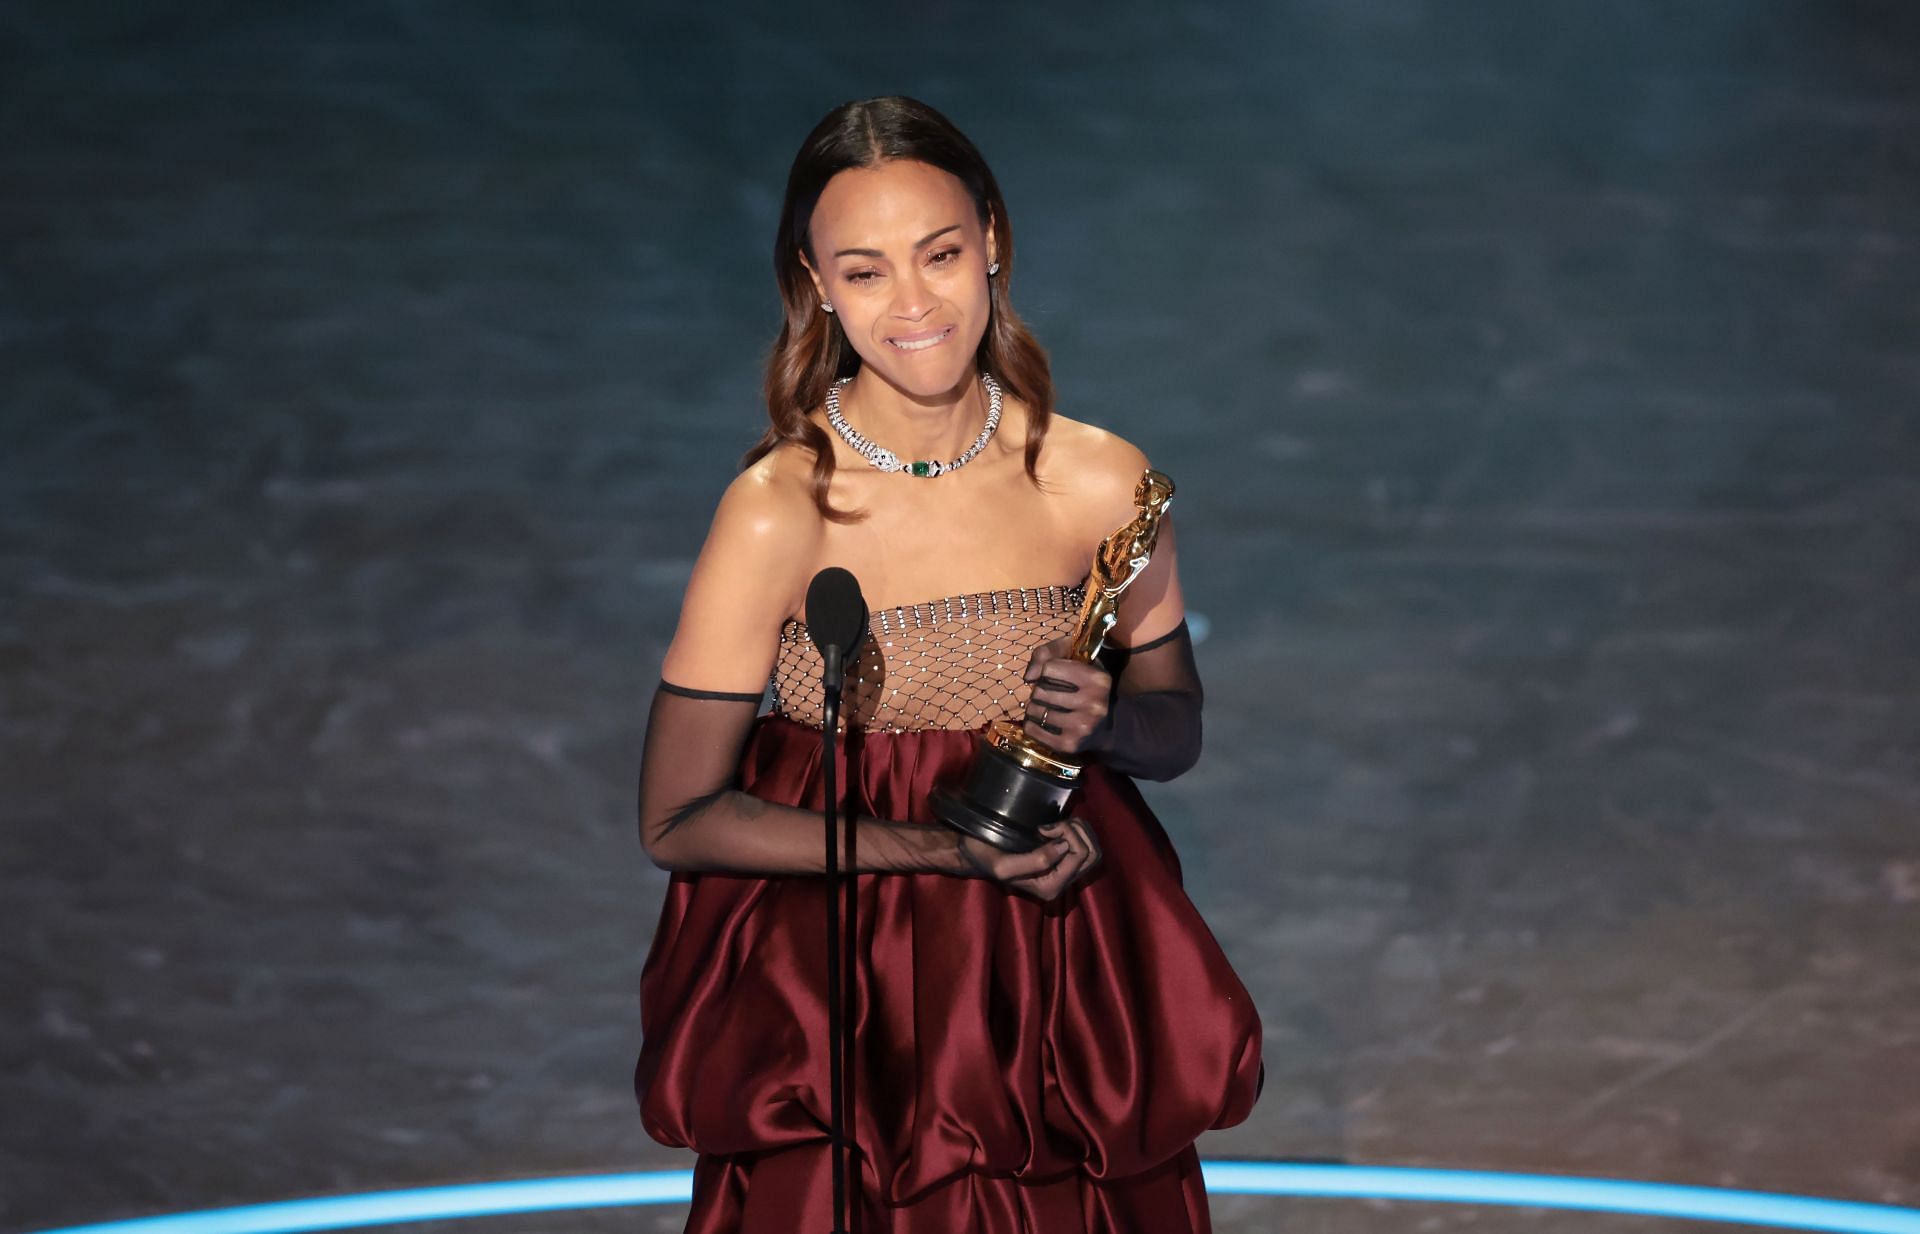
[3,3,1917,1232]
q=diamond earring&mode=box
[821,301,835,314]
[987,262,1000,276]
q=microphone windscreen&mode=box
[805,566,868,656]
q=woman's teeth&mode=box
[889,327,951,351]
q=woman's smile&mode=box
[887,324,954,352]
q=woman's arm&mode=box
[637,682,963,874]
[1021,619,1205,782]
[1022,453,1204,782]
[1081,618,1203,781]
[639,683,1091,887]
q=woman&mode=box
[634,96,1263,1233]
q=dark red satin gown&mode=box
[635,712,1264,1233]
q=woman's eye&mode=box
[845,270,878,284]
[929,248,961,266]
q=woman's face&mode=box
[802,158,998,401]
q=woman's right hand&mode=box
[949,819,1102,902]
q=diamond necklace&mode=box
[824,372,1002,478]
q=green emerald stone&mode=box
[909,460,934,477]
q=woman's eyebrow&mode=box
[833,224,963,259]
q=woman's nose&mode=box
[890,268,936,320]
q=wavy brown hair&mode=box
[743,96,1055,523]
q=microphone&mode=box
[803,565,867,1234]
[805,566,868,693]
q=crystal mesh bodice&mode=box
[771,578,1087,733]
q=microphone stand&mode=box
[820,645,851,1234]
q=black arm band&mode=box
[658,679,763,703]
[1117,619,1189,656]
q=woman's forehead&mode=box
[812,160,976,253]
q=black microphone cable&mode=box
[805,566,867,1234]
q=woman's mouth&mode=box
[887,325,954,352]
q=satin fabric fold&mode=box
[636,713,1264,1232]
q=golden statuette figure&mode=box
[931,468,1176,851]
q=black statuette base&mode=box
[929,736,1077,853]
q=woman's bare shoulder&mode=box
[1039,410,1187,646]
[1039,411,1157,528]
[658,444,822,689]
[710,443,823,567]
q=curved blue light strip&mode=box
[1203,1164,1920,1233]
[24,1175,694,1234]
[27,1164,1920,1234]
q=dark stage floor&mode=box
[3,3,1917,1232]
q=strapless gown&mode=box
[634,581,1264,1233]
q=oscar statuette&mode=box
[929,468,1176,852]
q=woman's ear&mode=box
[797,249,828,306]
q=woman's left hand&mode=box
[1021,635,1113,754]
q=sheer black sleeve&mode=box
[1085,620,1204,782]
[637,680,965,876]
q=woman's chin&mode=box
[862,354,980,400]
